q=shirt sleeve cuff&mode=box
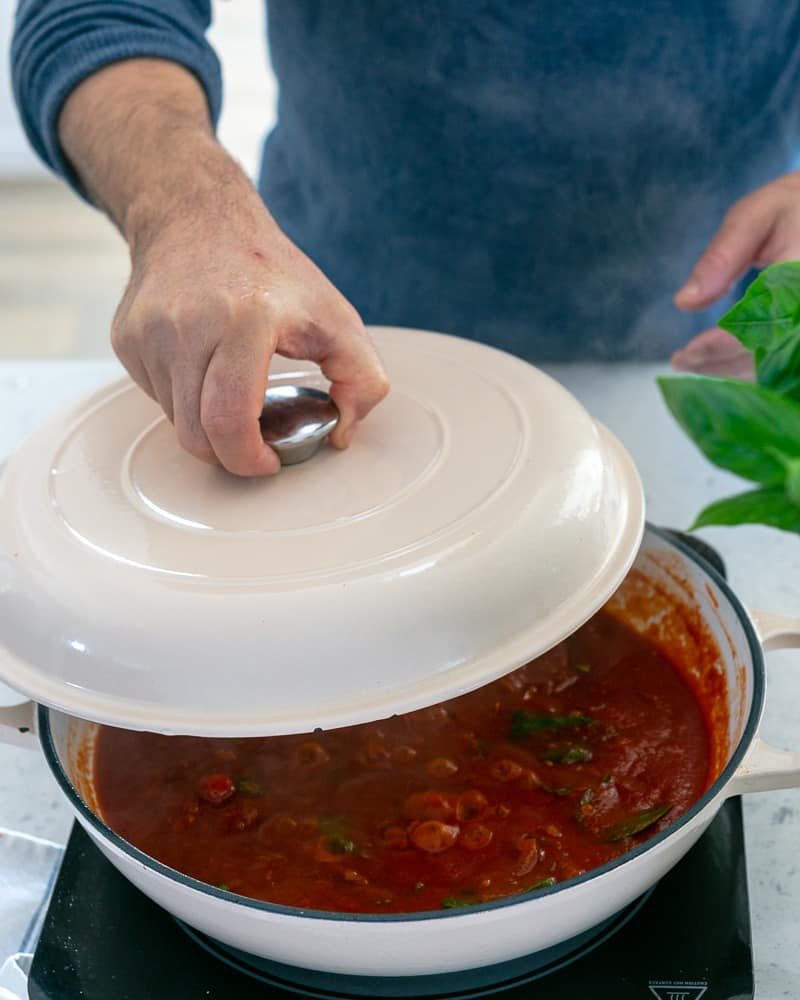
[23,27,223,200]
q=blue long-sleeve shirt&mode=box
[12,1,800,361]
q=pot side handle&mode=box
[0,699,38,749]
[729,611,800,796]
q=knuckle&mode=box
[111,300,139,354]
[118,299,172,348]
[167,299,209,334]
[339,300,366,334]
[139,314,170,347]
[110,316,128,355]
[371,371,391,403]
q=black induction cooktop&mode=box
[28,530,755,999]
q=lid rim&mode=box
[0,424,643,736]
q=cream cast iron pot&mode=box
[2,525,799,978]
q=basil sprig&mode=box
[658,261,800,532]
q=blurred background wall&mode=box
[0,1,278,359]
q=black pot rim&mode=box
[38,523,765,924]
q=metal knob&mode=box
[260,386,339,466]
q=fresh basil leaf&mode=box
[785,458,800,507]
[691,486,800,532]
[657,376,800,485]
[510,711,596,739]
[718,262,800,351]
[755,331,800,400]
[603,803,672,843]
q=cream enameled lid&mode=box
[0,328,643,736]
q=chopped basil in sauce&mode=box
[510,711,597,739]
[604,804,673,842]
[526,877,557,891]
[542,746,593,764]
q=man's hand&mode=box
[60,59,388,476]
[672,172,800,377]
[116,181,388,476]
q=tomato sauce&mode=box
[94,612,714,913]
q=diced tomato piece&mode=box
[198,773,236,805]
[489,759,523,782]
[403,790,456,822]
[513,832,540,876]
[428,757,459,778]
[391,744,418,764]
[409,820,460,853]
[456,789,489,822]
[518,768,543,790]
[362,738,392,767]
[460,823,493,850]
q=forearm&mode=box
[58,58,250,251]
[52,58,387,478]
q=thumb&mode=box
[674,193,777,311]
[671,327,755,378]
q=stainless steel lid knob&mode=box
[260,386,340,465]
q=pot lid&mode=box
[0,327,643,736]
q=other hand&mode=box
[672,172,800,377]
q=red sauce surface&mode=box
[94,612,713,913]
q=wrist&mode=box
[123,131,251,254]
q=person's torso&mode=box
[260,1,800,361]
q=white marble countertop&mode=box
[0,359,798,996]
